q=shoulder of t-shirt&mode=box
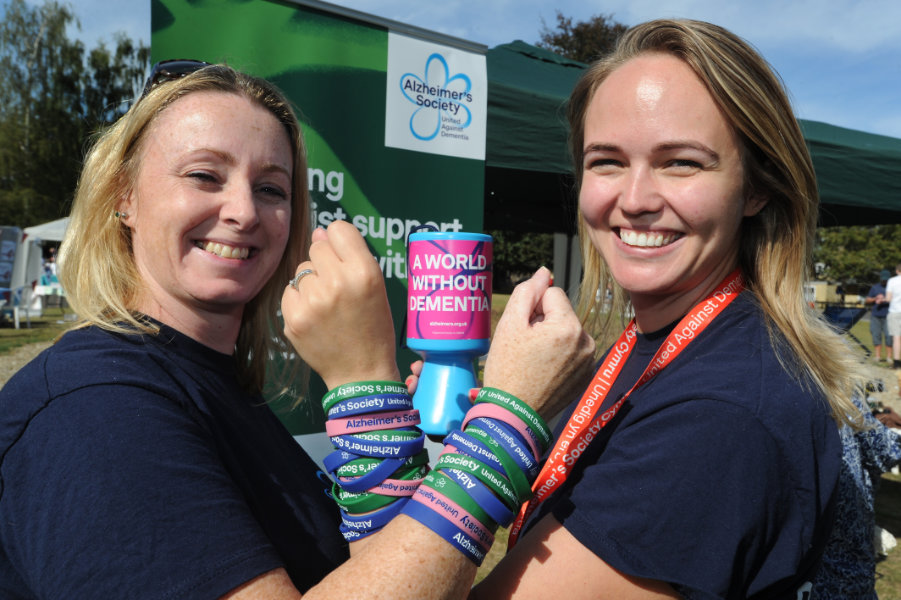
[640,293,831,439]
[43,326,227,398]
[0,328,207,463]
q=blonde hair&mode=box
[568,19,863,426]
[60,64,310,393]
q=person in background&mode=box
[42,246,57,279]
[812,392,901,598]
[865,269,893,362]
[885,263,901,370]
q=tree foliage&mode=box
[814,225,901,289]
[0,0,149,227]
[536,11,627,63]
[488,230,554,293]
[484,12,628,292]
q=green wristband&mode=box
[421,470,496,529]
[332,483,398,513]
[475,387,552,452]
[435,452,519,510]
[351,429,420,443]
[334,464,428,513]
[322,380,409,413]
[465,425,533,503]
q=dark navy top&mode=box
[0,322,347,599]
[531,293,842,599]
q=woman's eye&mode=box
[187,171,218,183]
[257,184,289,201]
[667,159,703,169]
[586,157,621,170]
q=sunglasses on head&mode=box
[140,59,212,99]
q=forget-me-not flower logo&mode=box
[400,53,473,141]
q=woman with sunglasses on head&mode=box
[0,60,592,599]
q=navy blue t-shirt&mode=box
[0,323,348,599]
[530,293,841,599]
[867,283,889,319]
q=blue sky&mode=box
[70,0,901,138]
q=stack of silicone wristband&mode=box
[400,386,552,565]
[322,380,428,542]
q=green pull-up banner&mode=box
[151,0,487,436]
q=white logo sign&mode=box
[385,32,487,160]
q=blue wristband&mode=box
[327,393,415,418]
[323,448,361,474]
[401,495,490,565]
[443,467,516,528]
[340,496,409,534]
[332,456,406,493]
[469,417,539,479]
[464,424,533,503]
[330,430,424,458]
[444,429,507,475]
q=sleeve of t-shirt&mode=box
[0,384,283,600]
[552,398,802,599]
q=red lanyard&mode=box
[508,269,745,548]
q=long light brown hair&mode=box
[60,64,310,392]
[567,19,863,426]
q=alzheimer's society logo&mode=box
[385,32,487,160]
[400,53,473,141]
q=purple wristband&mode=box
[401,497,489,565]
[327,393,414,418]
[443,467,515,527]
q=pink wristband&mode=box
[325,409,421,436]
[367,477,425,496]
[462,403,540,460]
[411,485,495,548]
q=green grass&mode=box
[0,306,72,354]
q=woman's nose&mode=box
[221,184,260,230]
[619,166,664,215]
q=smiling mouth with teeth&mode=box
[618,229,681,248]
[196,240,251,260]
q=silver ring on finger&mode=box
[289,268,315,291]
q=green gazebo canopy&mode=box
[484,41,901,230]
